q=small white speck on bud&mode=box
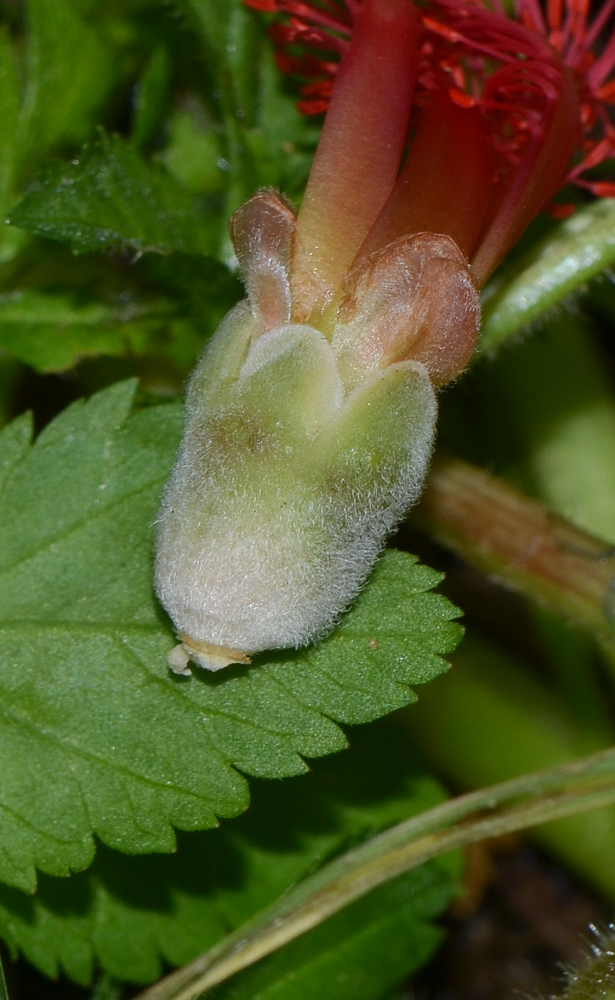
[154,190,478,671]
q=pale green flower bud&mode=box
[155,191,477,671]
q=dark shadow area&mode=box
[407,839,611,1000]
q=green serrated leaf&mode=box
[0,380,460,892]
[8,133,215,256]
[0,719,456,987]
[0,289,177,372]
[480,199,615,355]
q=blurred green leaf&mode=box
[175,0,266,226]
[8,133,216,255]
[132,47,172,154]
[0,289,177,372]
[244,43,320,199]
[178,0,318,219]
[135,253,243,366]
[0,24,22,265]
[0,0,120,263]
[207,867,451,1000]
[0,380,460,893]
[159,105,227,196]
[0,949,7,1000]
[181,0,261,120]
[17,0,117,166]
[470,313,615,544]
[0,25,20,211]
[407,631,615,898]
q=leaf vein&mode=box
[0,473,168,577]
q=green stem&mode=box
[406,633,615,894]
[0,952,9,1000]
[474,314,615,545]
[479,199,615,355]
[135,747,615,1000]
[414,452,615,651]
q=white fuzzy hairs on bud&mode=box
[155,191,477,671]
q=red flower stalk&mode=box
[246,0,615,289]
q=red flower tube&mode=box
[248,0,615,289]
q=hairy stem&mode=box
[414,452,615,651]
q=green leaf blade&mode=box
[0,382,460,891]
[0,720,457,988]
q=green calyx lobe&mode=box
[184,303,436,506]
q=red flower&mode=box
[245,0,615,287]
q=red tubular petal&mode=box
[597,79,615,100]
[294,0,418,306]
[546,201,576,218]
[547,0,563,31]
[585,0,615,49]
[578,180,615,197]
[358,90,494,261]
[588,28,615,89]
[244,0,277,8]
[298,98,333,115]
[471,66,581,285]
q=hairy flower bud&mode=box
[153,191,475,671]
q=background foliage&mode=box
[2,0,615,997]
